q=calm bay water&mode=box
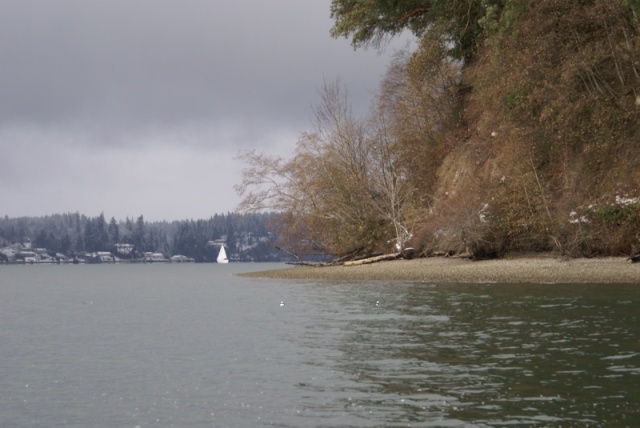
[0,263,638,427]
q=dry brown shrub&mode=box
[489,172,554,253]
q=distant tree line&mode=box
[0,212,289,262]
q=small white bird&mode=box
[375,300,380,306]
[279,301,285,307]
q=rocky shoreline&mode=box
[240,255,640,284]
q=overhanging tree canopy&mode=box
[329,0,491,59]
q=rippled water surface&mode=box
[1,263,639,427]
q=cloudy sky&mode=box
[1,0,411,222]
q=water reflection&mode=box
[298,283,640,426]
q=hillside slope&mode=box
[426,0,640,257]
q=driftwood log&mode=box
[343,252,401,267]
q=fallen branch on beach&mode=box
[343,252,401,267]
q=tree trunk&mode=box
[343,252,401,266]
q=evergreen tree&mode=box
[96,213,109,250]
[133,215,146,253]
[108,217,120,246]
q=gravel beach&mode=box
[240,255,640,283]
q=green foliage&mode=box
[559,197,640,256]
[502,89,527,111]
[330,0,491,60]
[479,0,527,34]
[330,0,436,48]
[477,0,502,32]
[592,203,637,226]
[622,0,640,14]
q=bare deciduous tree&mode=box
[237,74,437,259]
[236,80,384,258]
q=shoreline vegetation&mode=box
[239,255,640,284]
[236,3,640,271]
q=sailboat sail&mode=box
[217,245,229,263]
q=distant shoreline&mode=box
[239,255,640,284]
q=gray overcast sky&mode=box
[1,0,412,222]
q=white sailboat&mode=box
[217,244,229,264]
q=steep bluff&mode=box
[427,1,640,257]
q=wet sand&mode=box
[240,255,640,283]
